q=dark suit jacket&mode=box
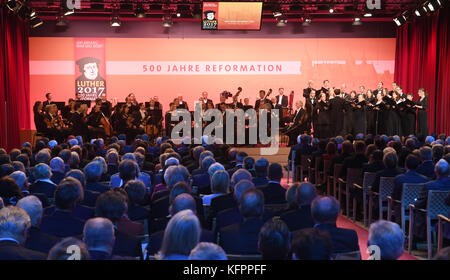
[0,240,46,260]
[113,229,143,259]
[50,171,66,185]
[219,217,265,254]
[31,180,57,198]
[88,250,134,260]
[280,205,314,232]
[275,95,288,107]
[227,164,243,178]
[40,210,86,237]
[372,167,405,193]
[416,160,435,179]
[207,193,237,228]
[86,181,110,193]
[252,177,268,187]
[44,205,94,221]
[81,189,100,208]
[392,170,428,201]
[339,154,368,179]
[259,182,286,204]
[362,161,385,173]
[146,228,214,256]
[215,207,273,233]
[315,223,360,254]
[127,204,151,221]
[25,227,60,254]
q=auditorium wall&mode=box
[29,20,396,129]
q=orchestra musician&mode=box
[177,95,189,110]
[286,100,307,146]
[71,102,89,138]
[303,80,315,98]
[33,101,47,135]
[99,93,112,118]
[87,104,106,139]
[43,92,53,107]
[275,88,288,108]
[255,90,270,110]
[125,94,139,115]
[200,92,214,107]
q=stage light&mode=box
[363,13,372,17]
[162,15,173,27]
[427,0,442,12]
[134,3,146,18]
[56,15,68,26]
[176,12,181,18]
[427,1,435,11]
[415,8,424,17]
[30,10,36,18]
[30,17,43,28]
[273,11,283,17]
[110,16,121,27]
[302,16,312,26]
[6,0,19,11]
[329,6,335,13]
[276,16,287,27]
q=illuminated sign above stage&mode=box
[202,2,263,30]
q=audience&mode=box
[189,242,228,260]
[368,220,404,260]
[258,217,291,260]
[291,228,332,260]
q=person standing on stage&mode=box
[329,89,345,137]
[402,94,416,136]
[372,92,385,135]
[320,80,330,99]
[305,90,317,135]
[275,88,288,109]
[303,80,315,99]
[353,94,367,135]
[200,91,214,108]
[342,90,357,136]
[415,88,429,136]
[391,91,402,136]
[43,92,53,107]
[315,93,330,139]
[99,93,112,118]
[365,89,376,135]
[373,82,384,97]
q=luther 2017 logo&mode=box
[202,10,218,30]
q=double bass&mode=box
[100,111,112,137]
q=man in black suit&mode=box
[71,102,88,138]
[30,163,57,198]
[312,196,360,254]
[339,140,368,179]
[95,190,143,259]
[416,146,435,179]
[252,158,269,187]
[413,159,450,241]
[328,89,345,136]
[201,91,214,108]
[0,206,46,260]
[302,80,315,98]
[259,163,286,204]
[372,152,404,193]
[280,182,316,232]
[40,178,86,238]
[176,95,189,110]
[84,161,110,193]
[17,196,60,254]
[227,151,247,177]
[42,92,53,107]
[319,80,330,99]
[255,90,269,110]
[275,88,288,108]
[258,218,291,260]
[286,100,307,146]
[362,149,385,173]
[220,188,265,254]
[99,93,112,118]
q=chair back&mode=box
[264,203,288,214]
[426,190,450,220]
[345,168,363,187]
[333,164,343,179]
[301,155,312,171]
[362,172,376,192]
[227,254,262,260]
[332,251,362,260]
[323,159,331,179]
[379,177,395,202]
[401,183,424,209]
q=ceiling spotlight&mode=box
[273,11,283,17]
[30,10,36,18]
[162,15,173,28]
[176,12,181,18]
[110,16,121,27]
[64,8,74,16]
[56,15,68,27]
[353,17,362,25]
[134,4,146,18]
[329,6,335,13]
[6,0,19,11]
[363,12,372,17]
[427,1,435,11]
[30,17,43,28]
[302,16,312,26]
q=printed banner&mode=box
[74,38,107,100]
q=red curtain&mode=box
[394,6,450,135]
[0,6,31,151]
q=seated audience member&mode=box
[124,180,150,221]
[280,182,316,232]
[185,146,205,173]
[93,156,110,182]
[40,178,86,237]
[189,242,228,260]
[66,169,99,209]
[157,209,201,260]
[220,188,265,255]
[227,151,247,177]
[372,152,404,193]
[207,162,225,178]
[0,164,14,178]
[276,183,299,215]
[258,217,291,260]
[413,159,450,241]
[311,196,360,254]
[110,159,139,188]
[95,190,143,259]
[84,162,110,193]
[434,247,450,260]
[259,163,286,204]
[339,140,368,179]
[83,217,130,260]
[0,177,23,206]
[329,140,353,175]
[243,156,256,177]
[12,161,25,173]
[58,149,72,172]
[417,146,435,179]
[0,206,46,260]
[147,194,213,256]
[192,151,214,176]
[393,154,428,202]
[16,196,60,254]
[47,237,90,260]
[362,150,385,173]
[208,169,252,224]
[30,163,57,198]
[106,150,120,176]
[49,157,66,185]
[9,171,29,195]
[291,228,332,260]
[202,170,229,206]
[368,220,404,260]
[113,188,145,236]
[192,156,216,193]
[253,158,269,187]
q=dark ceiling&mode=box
[25,0,439,21]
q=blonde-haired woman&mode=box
[157,209,200,260]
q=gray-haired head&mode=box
[49,157,65,174]
[368,220,404,260]
[83,161,103,182]
[83,217,115,255]
[35,149,51,164]
[296,182,317,206]
[234,179,255,202]
[207,162,225,178]
[435,159,450,178]
[122,153,136,162]
[0,206,31,244]
[11,161,25,173]
[311,196,340,224]
[32,163,52,180]
[170,193,196,216]
[9,171,28,191]
[189,242,227,260]
[16,195,43,227]
[231,169,252,190]
[166,165,190,189]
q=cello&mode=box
[100,111,112,137]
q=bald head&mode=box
[296,182,317,206]
[170,193,197,216]
[311,196,340,224]
[83,217,115,253]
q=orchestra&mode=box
[33,81,430,145]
